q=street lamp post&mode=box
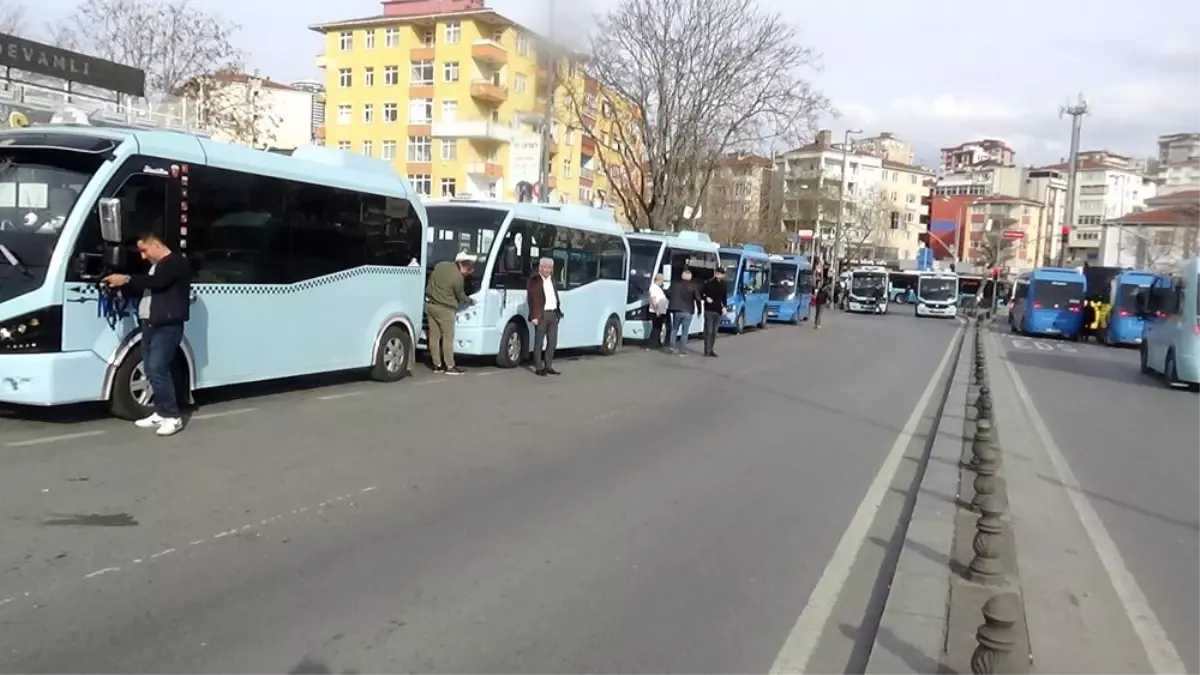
[831,128,862,281]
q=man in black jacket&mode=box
[665,269,702,354]
[103,233,192,436]
[700,268,727,357]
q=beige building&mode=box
[875,159,934,260]
[857,132,914,165]
[702,154,784,243]
[966,195,1045,269]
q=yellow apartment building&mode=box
[310,0,628,217]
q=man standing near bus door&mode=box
[528,257,562,376]
[425,252,475,375]
[666,268,702,355]
[700,268,727,357]
[102,233,192,436]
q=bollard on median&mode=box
[970,591,1022,674]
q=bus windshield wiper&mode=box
[0,243,32,278]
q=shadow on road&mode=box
[1004,350,1161,389]
[839,622,944,673]
[1037,472,1200,533]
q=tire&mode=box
[496,319,527,368]
[1164,350,1180,389]
[757,308,767,330]
[790,310,800,326]
[108,342,189,421]
[1139,342,1152,374]
[599,315,621,356]
[735,311,745,335]
[369,325,412,382]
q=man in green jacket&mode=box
[425,252,476,374]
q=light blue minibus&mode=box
[622,230,720,342]
[0,125,427,419]
[1138,256,1199,391]
[418,198,629,367]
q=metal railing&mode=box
[0,81,203,132]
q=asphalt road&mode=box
[993,324,1200,674]
[0,310,962,674]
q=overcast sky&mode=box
[23,0,1200,166]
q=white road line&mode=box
[474,371,499,376]
[413,378,448,386]
[6,430,106,447]
[997,335,1186,674]
[770,322,964,674]
[191,407,257,420]
[317,391,364,400]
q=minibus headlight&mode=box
[0,306,62,353]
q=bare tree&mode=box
[971,217,1020,268]
[561,0,830,230]
[840,189,892,259]
[0,0,26,34]
[177,71,281,147]
[49,0,243,95]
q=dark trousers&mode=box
[142,322,184,417]
[534,311,560,370]
[703,311,720,353]
[648,313,667,349]
[814,303,824,328]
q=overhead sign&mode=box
[1002,230,1025,240]
[0,33,146,97]
[917,247,934,271]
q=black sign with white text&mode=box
[0,33,146,97]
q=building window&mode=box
[336,140,350,150]
[440,139,456,160]
[517,34,530,55]
[907,193,916,203]
[336,104,351,125]
[443,61,459,82]
[563,158,572,177]
[444,21,461,44]
[365,29,375,49]
[410,60,434,85]
[514,73,527,94]
[409,174,431,196]
[383,102,398,123]
[383,65,399,86]
[441,100,457,121]
[363,103,374,124]
[385,27,399,47]
[338,68,352,88]
[421,30,434,47]
[565,128,575,145]
[362,140,373,157]
[440,178,457,197]
[408,136,432,163]
[910,174,918,184]
[408,98,432,123]
[381,140,397,160]
[338,31,352,51]
[905,212,915,223]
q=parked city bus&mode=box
[718,244,770,333]
[1101,269,1156,346]
[914,270,960,318]
[418,198,629,368]
[888,270,918,304]
[623,230,720,342]
[1006,278,1028,320]
[957,274,983,311]
[1009,267,1086,338]
[765,254,812,324]
[0,125,427,419]
[1137,257,1199,391]
[845,266,889,314]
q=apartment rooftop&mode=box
[310,0,513,32]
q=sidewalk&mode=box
[866,320,1159,674]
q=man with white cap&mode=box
[424,251,476,374]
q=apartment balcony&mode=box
[430,120,512,143]
[410,47,435,61]
[580,167,596,183]
[315,53,328,69]
[471,40,507,65]
[580,135,596,156]
[467,161,504,178]
[470,80,508,105]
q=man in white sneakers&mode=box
[103,233,192,436]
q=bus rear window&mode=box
[1117,284,1146,310]
[1033,281,1083,308]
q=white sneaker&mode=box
[134,413,163,429]
[155,418,183,436]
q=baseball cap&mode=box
[455,252,476,263]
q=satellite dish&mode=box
[7,111,28,128]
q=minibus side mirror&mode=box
[98,198,123,243]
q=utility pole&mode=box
[831,128,861,281]
[536,0,557,203]
[1058,94,1088,266]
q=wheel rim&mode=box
[130,361,153,407]
[382,336,405,373]
[605,324,618,351]
[506,331,521,363]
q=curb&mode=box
[864,321,969,674]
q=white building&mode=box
[1097,203,1199,270]
[191,72,318,150]
[1020,167,1068,265]
[289,79,327,146]
[940,139,1015,173]
[1153,132,1200,194]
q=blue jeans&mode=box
[669,311,690,350]
[142,322,184,417]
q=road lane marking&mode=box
[770,321,964,674]
[413,378,447,386]
[5,430,106,447]
[83,567,120,579]
[997,335,1186,674]
[1009,337,1077,353]
[191,407,257,420]
[317,391,364,400]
